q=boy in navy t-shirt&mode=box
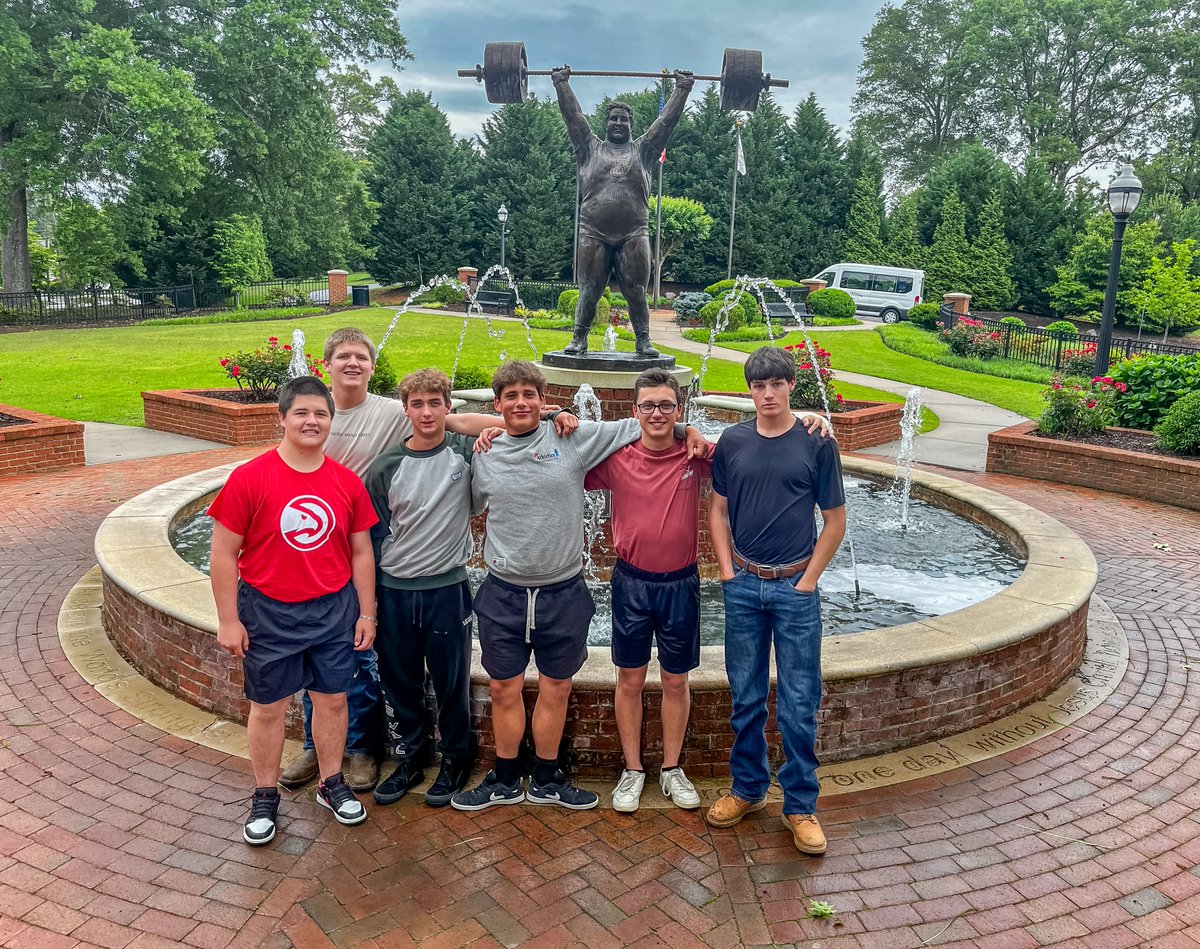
[705,346,846,856]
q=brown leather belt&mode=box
[732,550,811,580]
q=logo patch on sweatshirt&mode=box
[450,471,463,481]
[532,448,561,463]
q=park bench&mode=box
[475,288,515,314]
[762,300,806,324]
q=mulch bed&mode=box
[1034,428,1194,461]
[189,390,278,405]
[0,412,31,429]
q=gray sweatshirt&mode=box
[471,418,642,586]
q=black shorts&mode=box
[473,573,595,681]
[611,560,700,675]
[237,581,358,705]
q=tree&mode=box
[842,175,887,264]
[27,223,55,291]
[212,214,272,294]
[916,143,1012,243]
[648,196,713,289]
[925,192,971,301]
[967,191,1017,309]
[1130,240,1200,336]
[54,200,135,289]
[852,0,977,186]
[368,92,476,285]
[784,94,848,275]
[728,94,793,279]
[1048,217,1160,323]
[884,195,925,269]
[327,66,399,158]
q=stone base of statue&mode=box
[541,350,676,371]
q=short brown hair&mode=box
[323,327,376,364]
[278,375,334,417]
[491,360,545,398]
[634,367,681,402]
[399,368,452,406]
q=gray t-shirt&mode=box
[326,393,412,479]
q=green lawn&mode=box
[721,327,1046,418]
[1,308,925,427]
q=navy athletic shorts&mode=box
[611,560,700,675]
[237,580,358,704]
[473,573,595,681]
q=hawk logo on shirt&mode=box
[280,495,336,551]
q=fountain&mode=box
[892,387,923,530]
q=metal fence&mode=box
[970,315,1200,371]
[193,277,329,311]
[478,277,576,312]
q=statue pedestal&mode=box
[541,350,676,371]
[538,359,694,421]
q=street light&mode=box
[1094,164,1143,376]
[497,203,509,269]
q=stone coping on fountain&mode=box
[94,456,1095,769]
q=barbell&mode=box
[458,43,788,112]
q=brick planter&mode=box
[987,420,1200,513]
[142,390,279,446]
[698,393,903,451]
[0,404,85,477]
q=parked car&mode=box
[808,263,925,323]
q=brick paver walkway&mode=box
[1,452,1198,948]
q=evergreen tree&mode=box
[367,91,474,285]
[728,93,792,279]
[967,191,1017,309]
[916,143,1012,243]
[842,174,887,264]
[784,94,847,276]
[1048,217,1160,324]
[925,192,971,301]
[884,195,924,269]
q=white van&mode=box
[809,263,925,323]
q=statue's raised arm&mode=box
[641,70,694,158]
[552,66,594,156]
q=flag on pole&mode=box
[659,148,666,165]
[735,125,747,176]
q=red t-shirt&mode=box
[585,440,712,573]
[207,449,377,603]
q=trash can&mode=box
[351,285,370,307]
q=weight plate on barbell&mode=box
[483,42,528,104]
[720,47,764,112]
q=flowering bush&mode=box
[1037,375,1125,437]
[784,342,845,412]
[940,317,1003,359]
[1059,343,1098,377]
[219,336,324,402]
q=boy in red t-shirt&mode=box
[208,376,379,846]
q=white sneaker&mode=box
[611,769,646,813]
[660,767,700,810]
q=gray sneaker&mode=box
[450,770,524,811]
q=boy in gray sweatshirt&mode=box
[452,360,703,811]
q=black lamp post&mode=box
[497,203,509,269]
[1094,164,1143,376]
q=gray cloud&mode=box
[378,0,886,139]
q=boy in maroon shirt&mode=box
[208,376,378,846]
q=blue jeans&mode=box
[722,571,823,814]
[301,647,382,755]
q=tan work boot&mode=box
[704,792,766,828]
[782,813,827,855]
[278,749,319,790]
[344,753,379,792]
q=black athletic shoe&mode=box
[526,769,599,810]
[373,760,424,806]
[450,770,524,811]
[424,757,474,808]
[317,773,367,825]
[243,789,280,846]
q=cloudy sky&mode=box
[381,0,888,139]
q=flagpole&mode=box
[726,120,742,280]
[653,72,667,307]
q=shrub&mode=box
[262,285,306,308]
[784,342,845,412]
[414,282,465,306]
[907,302,942,329]
[1000,316,1026,327]
[940,317,1003,359]
[368,349,399,397]
[1109,353,1200,429]
[1155,390,1200,455]
[1059,343,1098,377]
[1043,319,1079,336]
[451,365,492,390]
[704,277,802,296]
[698,294,753,332]
[806,288,856,320]
[1038,377,1122,436]
[673,291,712,323]
[556,288,579,317]
[219,336,324,402]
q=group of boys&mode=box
[209,328,844,856]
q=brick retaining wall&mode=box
[0,404,84,477]
[703,395,903,451]
[142,390,280,446]
[987,421,1200,513]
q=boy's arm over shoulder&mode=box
[570,417,642,470]
[584,447,621,491]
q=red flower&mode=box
[219,358,229,368]
[283,345,292,351]
[268,336,278,344]
[231,365,241,377]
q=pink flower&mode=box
[220,358,229,368]
[1085,399,1097,409]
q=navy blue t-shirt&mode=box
[711,419,846,565]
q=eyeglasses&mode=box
[635,401,678,415]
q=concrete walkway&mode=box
[83,423,223,466]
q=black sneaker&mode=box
[449,770,524,811]
[425,757,474,808]
[243,789,279,846]
[527,769,599,811]
[373,760,423,806]
[317,773,367,825]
